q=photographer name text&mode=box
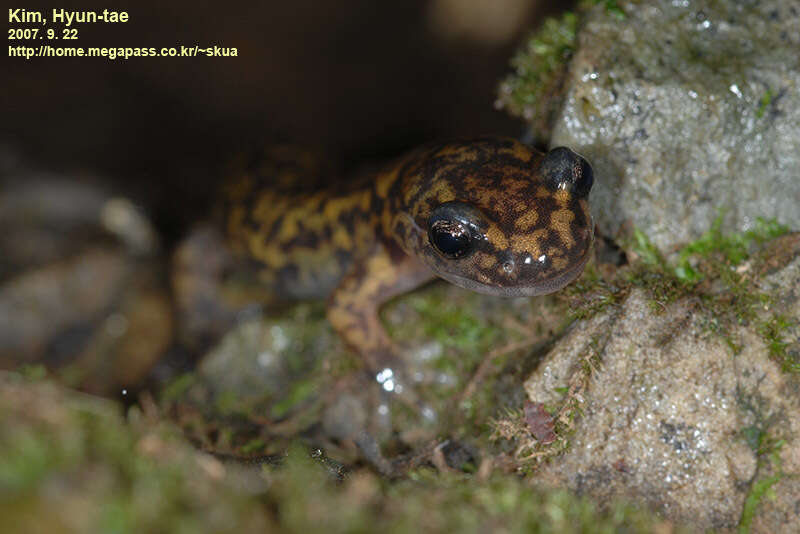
[9,8,129,26]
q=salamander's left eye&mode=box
[539,147,594,198]
[429,219,472,259]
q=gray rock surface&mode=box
[550,0,800,250]
[524,249,800,531]
[0,169,168,393]
[198,306,333,406]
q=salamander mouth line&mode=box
[437,240,593,298]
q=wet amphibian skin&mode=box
[221,137,594,391]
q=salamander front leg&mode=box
[327,242,434,396]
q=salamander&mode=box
[217,136,594,391]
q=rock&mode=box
[502,2,800,526]
[75,284,173,396]
[0,171,168,395]
[0,180,108,278]
[197,303,334,410]
[523,245,800,531]
[526,289,751,529]
[0,247,172,395]
[0,174,157,279]
[198,307,332,407]
[547,0,800,250]
[0,248,131,364]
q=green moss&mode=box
[757,89,774,119]
[381,282,573,448]
[0,373,270,533]
[239,438,266,455]
[14,364,48,382]
[668,218,794,373]
[736,388,787,533]
[618,221,796,375]
[270,378,317,419]
[383,284,506,389]
[756,315,798,373]
[498,0,637,137]
[214,389,245,415]
[564,268,621,321]
[1,374,681,533]
[580,0,627,20]
[623,229,690,309]
[160,372,197,403]
[631,228,666,268]
[412,291,499,353]
[621,235,685,310]
[497,12,579,141]
[739,473,782,533]
[264,445,677,534]
[674,216,789,283]
[383,285,510,434]
[629,216,788,286]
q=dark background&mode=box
[3,0,569,240]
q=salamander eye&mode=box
[429,219,473,259]
[539,147,594,198]
[427,201,485,259]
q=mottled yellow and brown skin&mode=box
[221,137,594,384]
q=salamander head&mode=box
[399,139,594,297]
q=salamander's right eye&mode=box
[426,201,485,260]
[428,219,472,259]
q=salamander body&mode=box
[220,136,594,387]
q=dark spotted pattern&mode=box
[380,137,594,297]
